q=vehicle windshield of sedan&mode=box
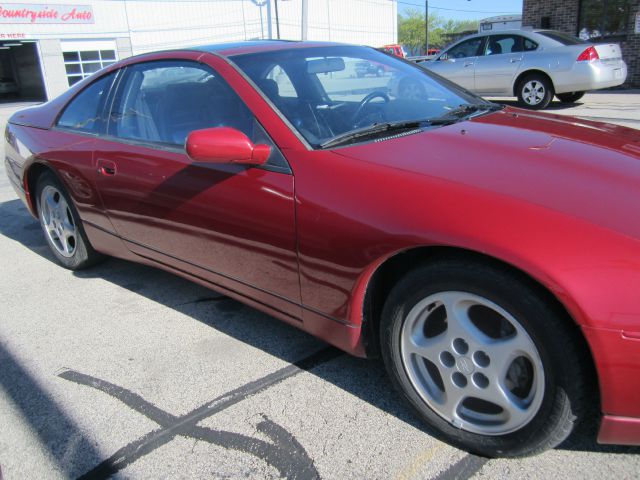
[232,45,486,148]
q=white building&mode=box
[0,0,397,100]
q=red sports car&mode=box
[5,40,640,457]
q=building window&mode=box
[578,0,630,40]
[63,49,117,86]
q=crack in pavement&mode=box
[59,347,343,479]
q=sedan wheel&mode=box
[399,79,425,101]
[381,259,589,457]
[36,171,105,270]
[517,74,553,110]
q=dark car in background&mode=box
[0,77,19,97]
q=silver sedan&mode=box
[421,29,627,109]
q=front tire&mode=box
[36,171,105,270]
[517,74,554,110]
[556,91,585,103]
[380,260,588,457]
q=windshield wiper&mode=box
[429,103,503,125]
[319,119,427,149]
[318,104,502,149]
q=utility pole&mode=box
[301,0,308,40]
[266,0,272,39]
[425,0,429,55]
[274,0,280,39]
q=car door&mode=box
[94,58,301,318]
[49,71,118,234]
[474,34,526,95]
[428,36,485,91]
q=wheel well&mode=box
[25,163,54,215]
[361,246,599,404]
[513,70,554,97]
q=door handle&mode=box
[510,57,522,63]
[464,61,474,67]
[97,159,117,176]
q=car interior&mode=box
[112,67,255,147]
[235,50,466,147]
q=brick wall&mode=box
[622,1,640,87]
[522,0,640,88]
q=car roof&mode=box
[104,40,359,73]
[191,40,348,57]
[440,29,567,52]
[463,29,541,39]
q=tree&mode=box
[439,19,479,35]
[398,10,479,54]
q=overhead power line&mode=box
[396,0,520,14]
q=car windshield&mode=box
[232,45,489,148]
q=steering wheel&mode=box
[351,91,390,126]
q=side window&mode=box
[523,37,539,51]
[446,38,484,59]
[57,73,114,134]
[265,65,297,98]
[109,62,247,146]
[108,60,288,169]
[485,35,523,55]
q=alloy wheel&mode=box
[522,80,546,106]
[400,291,545,435]
[401,82,423,100]
[40,185,78,258]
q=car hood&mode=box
[332,107,640,239]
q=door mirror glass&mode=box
[186,127,271,166]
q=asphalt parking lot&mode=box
[1,94,640,480]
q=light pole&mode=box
[274,0,280,39]
[425,0,428,55]
[301,0,308,40]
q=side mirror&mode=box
[186,127,271,166]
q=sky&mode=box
[398,0,523,21]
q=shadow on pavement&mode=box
[0,342,105,477]
[584,89,640,95]
[1,197,639,458]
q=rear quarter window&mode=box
[523,37,538,51]
[537,31,586,45]
[57,73,115,134]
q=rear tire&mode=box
[380,259,588,457]
[556,91,585,103]
[35,171,105,270]
[517,74,554,110]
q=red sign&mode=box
[0,4,93,24]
